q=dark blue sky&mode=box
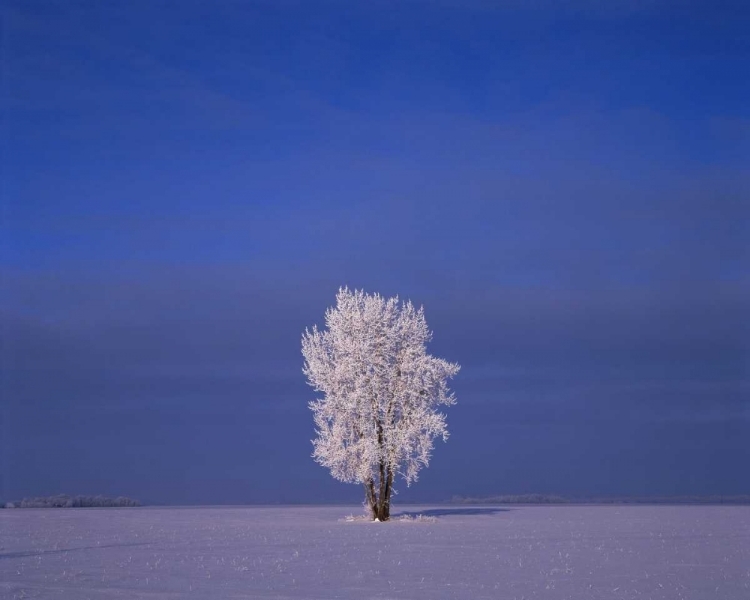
[2,0,748,505]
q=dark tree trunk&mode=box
[365,465,394,521]
[367,394,396,521]
[376,466,394,520]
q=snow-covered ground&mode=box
[1,505,748,599]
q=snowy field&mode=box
[1,505,748,599]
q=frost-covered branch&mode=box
[302,288,460,520]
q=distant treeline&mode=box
[4,495,141,508]
[451,494,750,505]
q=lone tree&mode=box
[302,288,460,521]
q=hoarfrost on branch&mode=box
[302,288,459,520]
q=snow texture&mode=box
[1,505,748,599]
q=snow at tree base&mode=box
[302,288,460,521]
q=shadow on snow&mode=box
[395,507,513,518]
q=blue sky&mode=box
[2,0,748,504]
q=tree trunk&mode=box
[380,466,394,520]
[364,478,378,520]
[365,466,394,521]
[368,403,396,521]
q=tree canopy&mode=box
[302,288,460,520]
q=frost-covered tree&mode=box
[302,288,460,521]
